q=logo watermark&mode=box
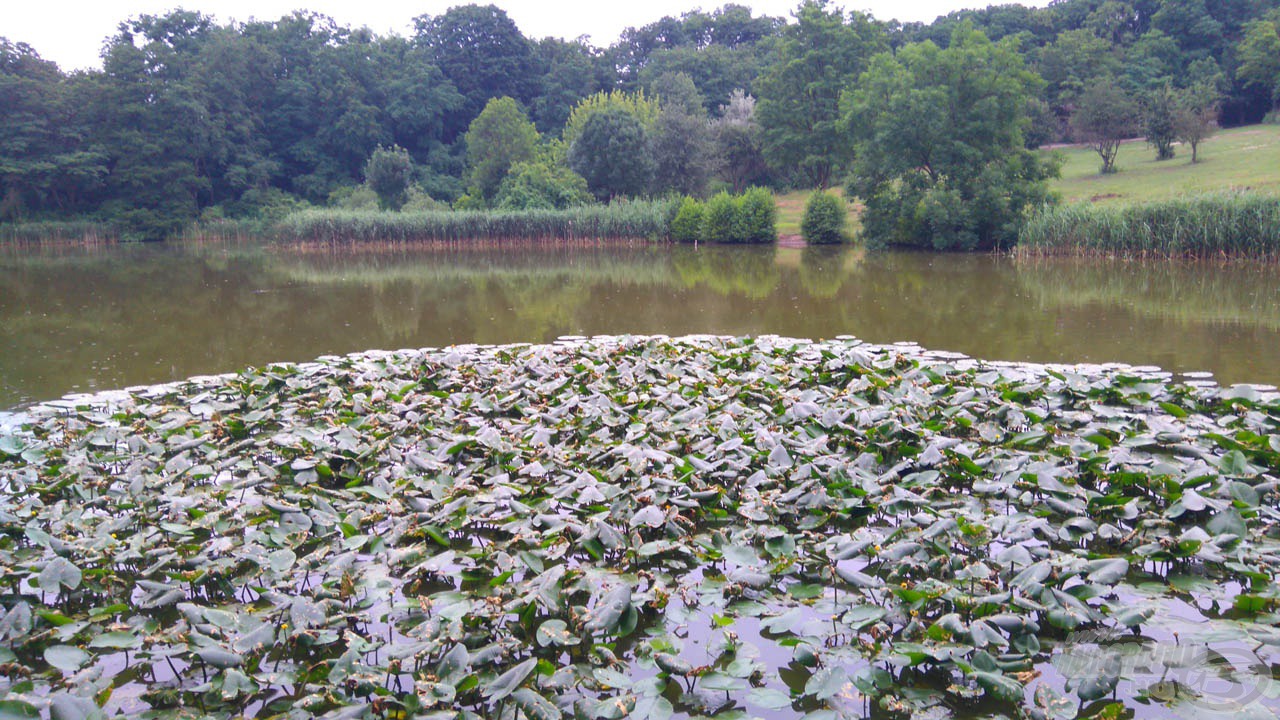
[1054,628,1278,717]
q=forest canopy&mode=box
[2,0,1278,240]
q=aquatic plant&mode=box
[1018,192,1280,258]
[1,336,1278,719]
[0,220,115,245]
[275,200,677,243]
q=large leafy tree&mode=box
[1070,76,1141,173]
[712,90,767,192]
[247,13,391,201]
[559,90,661,162]
[414,4,536,142]
[529,38,613,135]
[0,40,105,219]
[844,22,1058,250]
[463,96,540,202]
[1032,28,1122,112]
[1150,0,1224,60]
[92,11,219,239]
[568,107,654,200]
[650,74,718,197]
[755,0,887,188]
[1235,17,1280,114]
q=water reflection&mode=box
[2,241,1279,408]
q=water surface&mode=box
[3,240,1278,408]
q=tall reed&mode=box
[1018,192,1280,258]
[274,200,677,243]
[0,220,115,245]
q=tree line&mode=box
[2,0,1278,244]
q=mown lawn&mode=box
[1047,123,1280,204]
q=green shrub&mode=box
[801,191,848,244]
[494,161,592,211]
[702,191,740,243]
[737,187,778,243]
[670,197,706,242]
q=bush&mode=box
[671,197,706,243]
[364,145,413,211]
[801,191,848,244]
[737,187,778,243]
[494,161,592,211]
[702,192,740,244]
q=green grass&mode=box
[1047,124,1280,204]
[1018,191,1280,258]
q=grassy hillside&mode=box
[1048,124,1280,204]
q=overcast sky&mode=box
[3,0,1047,72]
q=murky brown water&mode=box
[3,240,1279,408]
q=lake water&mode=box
[3,240,1279,408]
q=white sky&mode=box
[3,1,1045,72]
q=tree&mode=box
[463,96,540,202]
[1031,28,1121,114]
[844,22,1058,250]
[0,39,105,220]
[560,90,661,162]
[712,90,767,192]
[755,0,887,188]
[649,74,717,197]
[647,71,704,115]
[1124,30,1181,90]
[1174,83,1219,162]
[91,13,219,239]
[529,37,613,135]
[414,4,536,142]
[364,145,412,210]
[494,160,591,210]
[1070,77,1140,174]
[636,43,766,115]
[1142,83,1179,160]
[1235,18,1280,113]
[567,107,654,200]
[1150,0,1224,59]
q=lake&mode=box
[3,240,1279,408]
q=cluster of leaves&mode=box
[800,191,847,245]
[844,22,1059,251]
[670,189,776,244]
[1,335,1279,719]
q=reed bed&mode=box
[275,200,677,243]
[1018,192,1280,258]
[0,220,116,245]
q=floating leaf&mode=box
[38,557,82,593]
[44,645,90,674]
[486,657,538,702]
